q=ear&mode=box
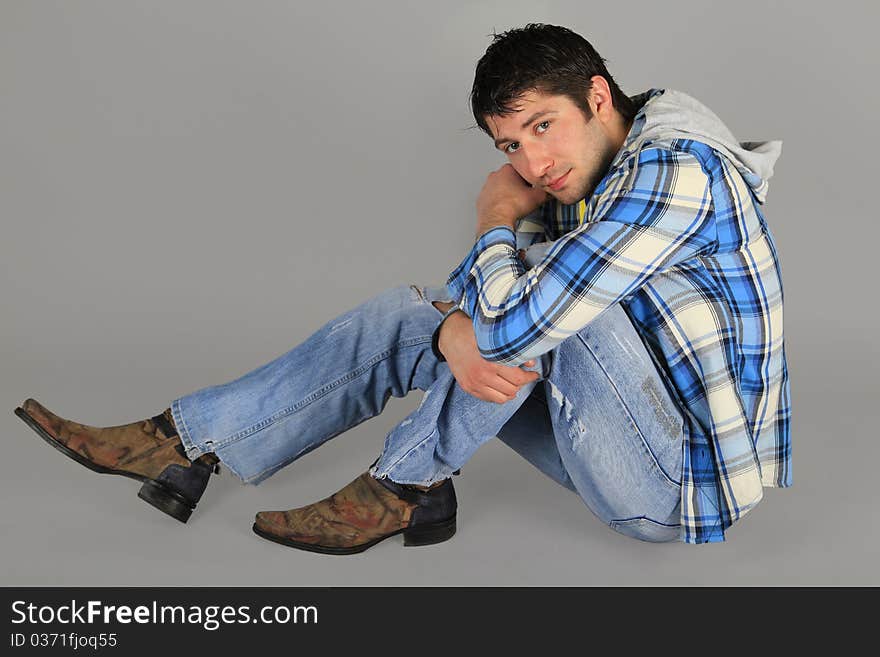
[588,75,615,122]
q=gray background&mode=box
[2,0,877,586]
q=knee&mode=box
[607,497,682,543]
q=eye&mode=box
[504,141,520,154]
[536,120,550,134]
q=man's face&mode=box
[486,90,621,205]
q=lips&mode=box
[547,170,571,191]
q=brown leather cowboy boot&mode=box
[252,472,457,555]
[15,398,219,523]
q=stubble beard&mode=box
[562,140,618,206]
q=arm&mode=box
[435,309,538,404]
[424,173,550,403]
[448,147,716,365]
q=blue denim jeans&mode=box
[171,284,685,543]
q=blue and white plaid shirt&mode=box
[443,101,791,543]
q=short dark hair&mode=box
[470,24,637,136]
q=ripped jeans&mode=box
[171,284,686,543]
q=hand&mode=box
[437,310,539,403]
[476,164,547,238]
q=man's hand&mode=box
[436,308,539,403]
[476,164,547,238]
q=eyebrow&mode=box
[493,110,558,149]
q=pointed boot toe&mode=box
[252,471,457,555]
[15,398,220,523]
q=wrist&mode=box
[475,224,517,244]
[438,311,468,350]
[434,309,466,361]
[476,212,516,236]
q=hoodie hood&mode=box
[620,89,782,204]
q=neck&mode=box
[608,111,634,152]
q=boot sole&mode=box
[251,515,457,555]
[14,406,196,523]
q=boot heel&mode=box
[138,480,194,524]
[403,516,456,547]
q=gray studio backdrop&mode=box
[2,1,877,585]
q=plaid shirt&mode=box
[444,133,791,544]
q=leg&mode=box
[544,303,686,543]
[369,349,547,486]
[364,283,549,485]
[253,301,683,552]
[495,385,577,493]
[171,284,454,484]
[250,361,546,553]
[250,298,683,553]
[245,285,549,553]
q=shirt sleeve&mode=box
[445,147,717,365]
[430,204,552,362]
[513,205,549,253]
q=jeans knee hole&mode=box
[410,285,426,302]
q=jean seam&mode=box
[171,399,201,457]
[578,334,682,488]
[208,336,433,452]
[609,515,681,528]
[375,427,439,482]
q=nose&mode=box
[521,144,553,181]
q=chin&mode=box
[549,177,591,205]
[552,190,584,205]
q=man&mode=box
[15,24,790,552]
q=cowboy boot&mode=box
[252,472,457,555]
[15,398,219,523]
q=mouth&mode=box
[546,170,571,191]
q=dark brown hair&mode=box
[470,24,637,135]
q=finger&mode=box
[471,386,514,404]
[485,375,520,398]
[496,366,540,387]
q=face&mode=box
[486,89,622,205]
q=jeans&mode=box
[171,284,686,543]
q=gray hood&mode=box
[623,89,782,204]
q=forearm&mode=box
[446,149,715,366]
